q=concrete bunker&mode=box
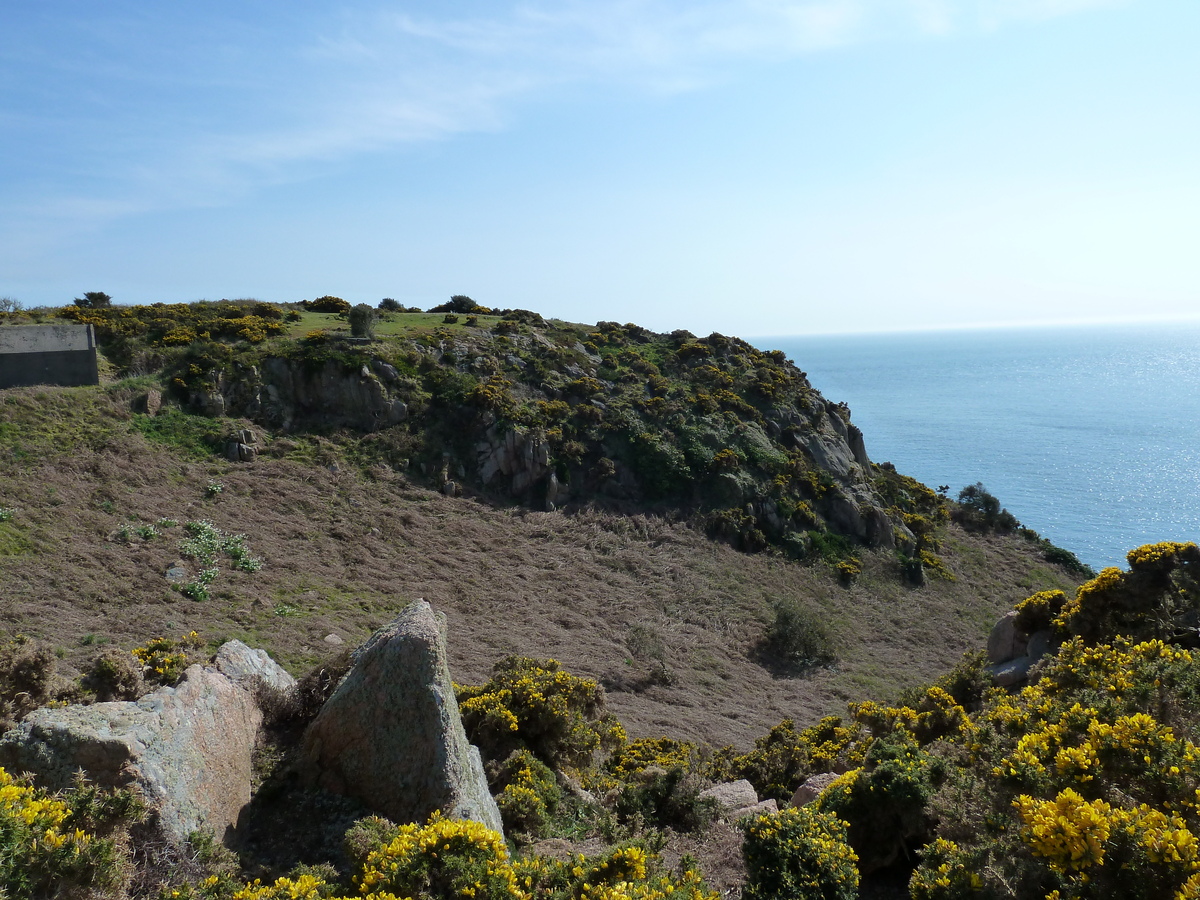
[0,324,99,388]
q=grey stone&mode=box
[214,640,296,694]
[987,611,1028,664]
[990,656,1034,687]
[790,772,840,807]
[699,779,759,813]
[1026,629,1056,663]
[300,600,503,834]
[0,642,282,844]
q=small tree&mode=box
[349,303,377,338]
[0,297,22,313]
[378,297,401,311]
[73,291,112,309]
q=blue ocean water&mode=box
[756,323,1200,572]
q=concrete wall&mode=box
[0,324,99,388]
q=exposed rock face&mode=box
[0,640,294,844]
[198,358,409,432]
[299,600,503,834]
[477,425,553,498]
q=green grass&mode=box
[0,387,126,460]
[129,409,224,458]
[0,522,33,556]
[281,309,505,341]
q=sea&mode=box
[754,322,1200,572]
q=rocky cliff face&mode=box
[174,318,924,557]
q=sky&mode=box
[2,0,1197,336]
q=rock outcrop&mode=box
[0,640,294,844]
[986,611,1058,687]
[299,600,503,834]
[698,778,779,820]
[195,357,409,433]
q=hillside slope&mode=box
[0,378,1080,749]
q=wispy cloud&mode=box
[2,0,1126,235]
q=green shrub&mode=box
[612,767,718,833]
[0,637,64,729]
[349,303,376,338]
[85,647,145,701]
[814,731,939,873]
[740,806,859,900]
[766,597,837,668]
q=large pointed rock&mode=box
[0,640,294,844]
[299,600,503,834]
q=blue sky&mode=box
[2,0,1196,336]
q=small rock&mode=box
[735,799,779,819]
[165,563,189,583]
[990,656,1034,687]
[323,634,345,646]
[790,772,841,807]
[699,779,759,813]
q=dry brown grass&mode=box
[0,383,1082,750]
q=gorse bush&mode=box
[1053,540,1200,642]
[0,767,143,899]
[195,814,717,900]
[304,295,351,315]
[814,732,941,874]
[705,717,866,806]
[740,806,859,900]
[494,749,561,836]
[131,631,204,686]
[456,656,626,771]
[901,544,1200,899]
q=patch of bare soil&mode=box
[0,385,1082,750]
